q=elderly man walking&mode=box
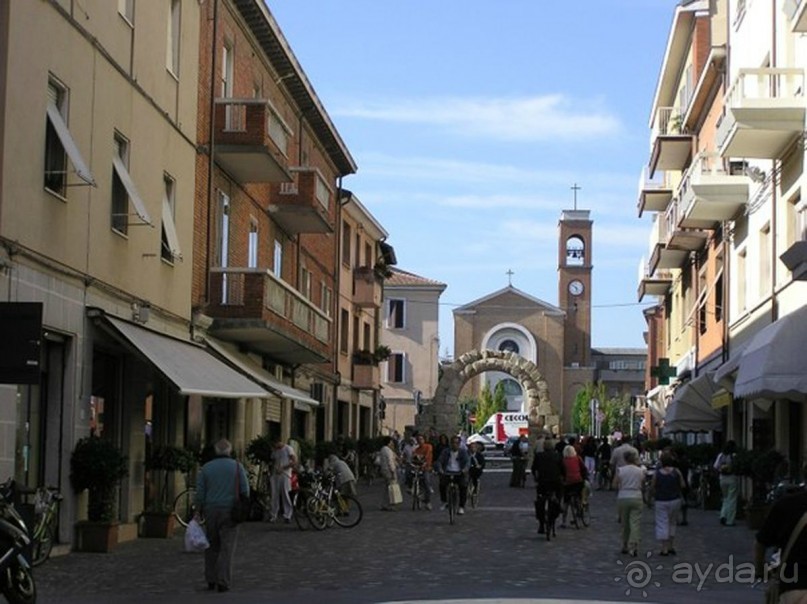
[194,439,249,593]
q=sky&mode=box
[268,1,681,358]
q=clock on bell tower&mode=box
[558,207,592,367]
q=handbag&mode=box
[388,482,403,505]
[765,510,807,604]
[230,462,251,524]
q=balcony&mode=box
[646,210,698,275]
[716,68,806,159]
[638,260,673,302]
[268,168,334,234]
[637,166,673,217]
[677,152,750,229]
[784,0,807,32]
[214,99,292,184]
[353,267,382,308]
[664,197,708,251]
[649,106,693,176]
[206,268,331,364]
[352,363,379,390]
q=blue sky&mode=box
[269,1,680,357]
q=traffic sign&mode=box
[469,413,477,424]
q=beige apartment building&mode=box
[380,268,446,434]
[642,0,807,471]
[335,191,395,439]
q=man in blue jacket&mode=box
[195,439,249,593]
[435,435,470,515]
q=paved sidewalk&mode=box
[36,468,765,603]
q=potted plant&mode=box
[142,445,197,538]
[373,345,391,364]
[734,448,787,529]
[70,436,129,552]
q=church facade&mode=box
[453,209,598,433]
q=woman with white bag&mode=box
[379,436,401,511]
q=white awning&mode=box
[204,337,320,407]
[46,103,95,186]
[646,385,668,421]
[102,316,268,399]
[161,195,182,260]
[713,341,749,391]
[663,371,722,433]
[734,305,807,402]
[112,155,152,225]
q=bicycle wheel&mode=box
[470,481,480,509]
[411,479,421,511]
[305,496,329,531]
[448,484,457,525]
[173,488,198,527]
[578,500,590,527]
[333,494,363,528]
[292,491,312,531]
[31,524,53,567]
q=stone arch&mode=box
[417,349,559,438]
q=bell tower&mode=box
[558,189,593,368]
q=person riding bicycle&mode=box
[532,438,563,534]
[411,433,434,510]
[468,441,486,495]
[560,444,588,528]
[435,435,470,515]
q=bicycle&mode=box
[535,488,561,541]
[173,487,199,527]
[444,472,462,525]
[467,476,481,509]
[304,471,363,530]
[30,486,63,567]
[566,486,589,529]
[410,465,427,511]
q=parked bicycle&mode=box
[304,471,363,530]
[30,486,63,567]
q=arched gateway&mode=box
[416,349,559,437]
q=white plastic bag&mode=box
[184,518,209,553]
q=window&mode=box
[44,78,94,195]
[273,239,282,277]
[790,196,807,244]
[760,224,771,297]
[300,266,312,299]
[387,353,405,383]
[565,236,585,266]
[354,233,361,267]
[321,284,332,317]
[737,249,747,312]
[161,173,181,262]
[352,315,360,351]
[167,0,181,76]
[498,339,520,354]
[715,273,724,323]
[118,0,134,23]
[247,218,258,268]
[339,308,349,354]
[364,243,372,268]
[110,134,151,236]
[214,191,230,268]
[341,222,351,267]
[388,299,405,329]
[221,43,233,97]
[363,322,371,350]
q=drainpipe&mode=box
[204,0,219,304]
[770,0,779,326]
[692,251,699,378]
[332,177,348,440]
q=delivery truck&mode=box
[467,412,529,447]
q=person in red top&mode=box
[412,433,434,510]
[560,444,587,528]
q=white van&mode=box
[467,412,529,448]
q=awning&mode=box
[734,305,807,402]
[204,337,320,407]
[713,341,749,391]
[646,385,668,421]
[101,316,268,399]
[112,155,152,225]
[663,371,723,433]
[46,103,95,186]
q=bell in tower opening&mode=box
[565,236,585,266]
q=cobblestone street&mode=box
[36,467,764,603]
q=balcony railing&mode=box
[637,258,673,302]
[649,106,693,175]
[637,166,673,217]
[207,268,331,362]
[677,152,749,228]
[353,267,382,308]
[352,364,379,390]
[269,168,334,234]
[717,68,806,159]
[213,98,291,183]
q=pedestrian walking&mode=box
[269,438,297,523]
[714,440,738,526]
[651,452,685,556]
[194,439,249,593]
[616,449,646,557]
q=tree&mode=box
[493,381,507,413]
[602,394,633,435]
[571,382,606,435]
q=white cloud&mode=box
[335,95,621,142]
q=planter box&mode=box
[74,521,119,553]
[140,512,177,538]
